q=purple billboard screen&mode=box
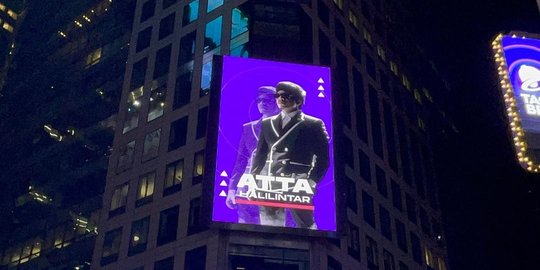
[211,56,335,231]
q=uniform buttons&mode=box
[282,160,287,164]
[284,147,288,152]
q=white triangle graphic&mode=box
[318,92,325,98]
[220,171,228,177]
[220,180,227,186]
[318,85,325,91]
[219,190,227,197]
[318,78,325,84]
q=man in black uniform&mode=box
[251,81,330,229]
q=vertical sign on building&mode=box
[494,33,540,172]
[211,56,336,231]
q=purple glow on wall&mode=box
[211,56,336,231]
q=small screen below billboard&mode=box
[211,56,336,231]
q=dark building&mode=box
[0,0,134,269]
[91,0,452,270]
[0,0,25,92]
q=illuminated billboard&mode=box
[493,33,540,172]
[211,56,336,231]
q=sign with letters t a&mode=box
[211,56,336,231]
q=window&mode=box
[188,197,202,234]
[405,194,417,224]
[136,27,152,52]
[85,48,102,67]
[183,0,199,26]
[101,227,122,265]
[207,0,223,12]
[335,19,345,45]
[148,84,166,121]
[410,232,422,264]
[402,75,411,91]
[382,250,395,270]
[380,205,392,240]
[155,257,174,270]
[419,207,431,235]
[376,166,388,197]
[333,0,344,10]
[390,61,398,76]
[163,0,177,9]
[174,70,192,109]
[351,38,362,63]
[142,129,161,161]
[424,248,434,268]
[192,151,205,185]
[384,102,398,171]
[377,45,387,62]
[359,149,371,183]
[196,107,208,138]
[185,246,206,270]
[395,219,408,252]
[368,87,382,157]
[154,45,172,79]
[131,57,148,89]
[204,16,222,53]
[354,69,368,142]
[366,236,379,269]
[362,191,376,228]
[164,159,184,195]
[123,87,144,134]
[231,7,248,39]
[200,60,212,96]
[157,206,179,246]
[140,0,156,22]
[3,22,13,32]
[136,171,156,206]
[53,224,75,248]
[391,180,403,210]
[319,31,331,66]
[109,183,129,217]
[398,261,409,270]
[349,10,359,29]
[178,31,197,66]
[327,256,342,270]
[168,116,188,151]
[366,55,377,80]
[317,0,329,26]
[347,222,360,261]
[346,177,358,212]
[363,29,373,45]
[159,13,175,39]
[128,217,150,256]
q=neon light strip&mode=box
[235,198,314,210]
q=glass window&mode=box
[347,222,360,261]
[188,197,202,234]
[405,193,417,224]
[419,207,431,235]
[207,0,223,12]
[200,60,212,96]
[136,171,156,206]
[230,42,249,58]
[376,166,388,197]
[128,217,150,256]
[196,107,208,139]
[101,227,122,265]
[143,129,161,161]
[155,257,174,270]
[164,159,184,195]
[391,180,403,210]
[366,236,379,269]
[335,19,345,45]
[85,48,102,67]
[178,31,197,66]
[204,16,222,53]
[410,232,422,264]
[396,219,408,252]
[131,57,148,89]
[359,149,371,183]
[185,246,206,270]
[317,0,329,26]
[154,44,172,79]
[349,10,359,29]
[53,224,75,248]
[399,261,409,270]
[383,250,396,270]
[174,67,193,109]
[351,38,362,63]
[380,205,392,240]
[353,69,368,142]
[362,191,376,228]
[117,140,136,171]
[346,177,357,212]
[109,183,129,216]
[327,256,342,270]
[123,87,144,134]
[148,84,166,121]
[168,116,188,151]
[370,85,383,157]
[231,8,248,39]
[183,0,199,26]
[159,13,176,39]
[424,248,434,268]
[136,27,152,52]
[157,206,179,246]
[163,0,177,9]
[140,0,156,22]
[192,151,205,185]
[319,30,331,66]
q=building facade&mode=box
[92,0,451,270]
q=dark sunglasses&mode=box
[274,93,294,100]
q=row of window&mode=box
[57,0,113,38]
[101,202,204,266]
[110,151,204,217]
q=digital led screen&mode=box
[211,56,336,231]
[494,33,540,172]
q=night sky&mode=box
[411,0,540,269]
